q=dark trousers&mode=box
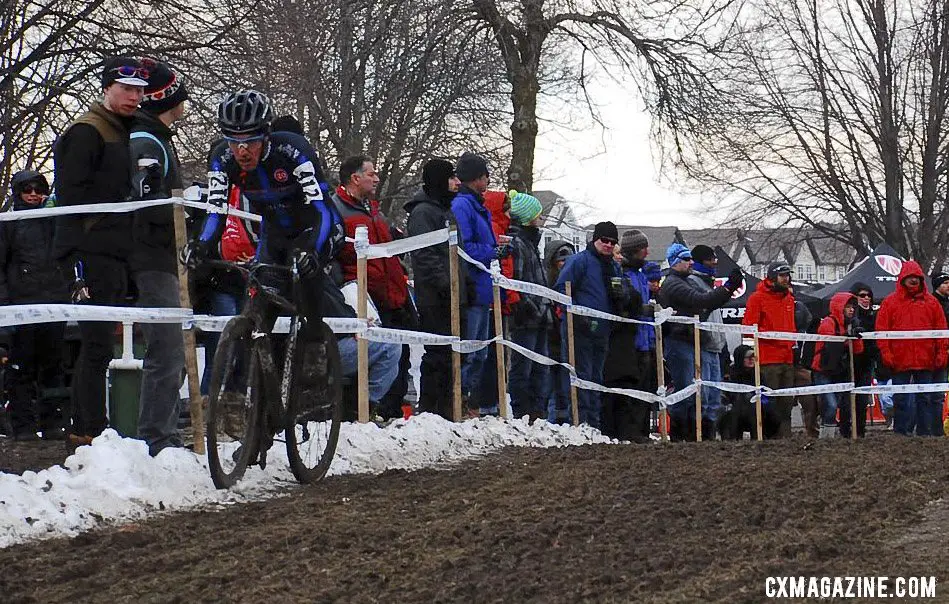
[71,254,128,437]
[760,363,795,439]
[376,305,416,420]
[601,379,652,442]
[508,326,549,419]
[8,322,67,434]
[417,303,453,420]
[135,271,185,455]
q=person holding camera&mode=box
[658,243,742,441]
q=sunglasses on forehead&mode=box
[112,65,149,80]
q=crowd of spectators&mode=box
[2,55,949,450]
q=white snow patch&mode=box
[0,413,609,548]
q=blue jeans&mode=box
[814,372,845,425]
[200,291,242,395]
[664,338,695,426]
[338,337,401,403]
[508,327,550,419]
[892,370,944,436]
[700,349,722,422]
[461,305,491,397]
[560,320,608,429]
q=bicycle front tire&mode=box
[206,316,263,489]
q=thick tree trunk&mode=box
[508,73,539,192]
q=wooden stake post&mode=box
[172,191,205,455]
[355,226,370,423]
[448,226,463,421]
[565,282,580,426]
[655,324,668,441]
[693,315,703,442]
[491,261,509,418]
[848,339,857,440]
[753,332,764,441]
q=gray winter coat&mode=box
[687,272,728,353]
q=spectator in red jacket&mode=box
[742,262,796,438]
[331,155,415,420]
[811,292,865,437]
[876,261,948,436]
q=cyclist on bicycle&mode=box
[188,89,344,339]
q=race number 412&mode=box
[765,576,936,599]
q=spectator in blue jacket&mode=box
[451,152,506,415]
[555,221,625,428]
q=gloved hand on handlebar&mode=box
[296,250,322,277]
[180,239,213,270]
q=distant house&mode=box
[532,190,589,259]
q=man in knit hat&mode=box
[505,190,551,419]
[54,56,148,446]
[606,228,655,441]
[659,243,742,440]
[405,159,461,420]
[128,58,189,455]
[554,221,627,428]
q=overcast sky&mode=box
[532,76,717,229]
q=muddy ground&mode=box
[2,434,948,603]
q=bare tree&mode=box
[676,0,949,269]
[467,0,738,192]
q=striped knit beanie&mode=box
[508,189,543,225]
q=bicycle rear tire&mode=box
[285,322,343,484]
[206,316,263,489]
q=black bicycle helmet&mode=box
[218,89,273,135]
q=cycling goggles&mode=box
[223,133,267,145]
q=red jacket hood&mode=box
[828,292,856,325]
[483,190,510,236]
[896,260,927,299]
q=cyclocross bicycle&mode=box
[200,255,342,489]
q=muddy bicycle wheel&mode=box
[284,321,343,484]
[206,316,262,489]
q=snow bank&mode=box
[0,413,609,548]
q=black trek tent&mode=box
[811,243,905,302]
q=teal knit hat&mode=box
[508,189,543,225]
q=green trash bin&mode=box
[108,325,145,438]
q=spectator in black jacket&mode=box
[658,243,741,440]
[129,59,189,456]
[404,159,461,419]
[544,241,575,423]
[932,273,949,326]
[506,191,551,420]
[0,171,69,440]
[850,281,881,426]
[53,57,147,446]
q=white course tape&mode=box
[568,303,642,325]
[360,228,449,259]
[178,198,262,223]
[665,314,700,325]
[569,375,661,403]
[189,315,367,335]
[762,382,855,397]
[698,322,757,335]
[696,380,758,394]
[494,274,572,306]
[451,335,501,354]
[660,384,699,408]
[758,331,849,343]
[0,304,192,327]
[502,337,575,372]
[859,330,949,340]
[0,198,174,221]
[852,383,949,395]
[363,326,456,346]
[456,247,491,275]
